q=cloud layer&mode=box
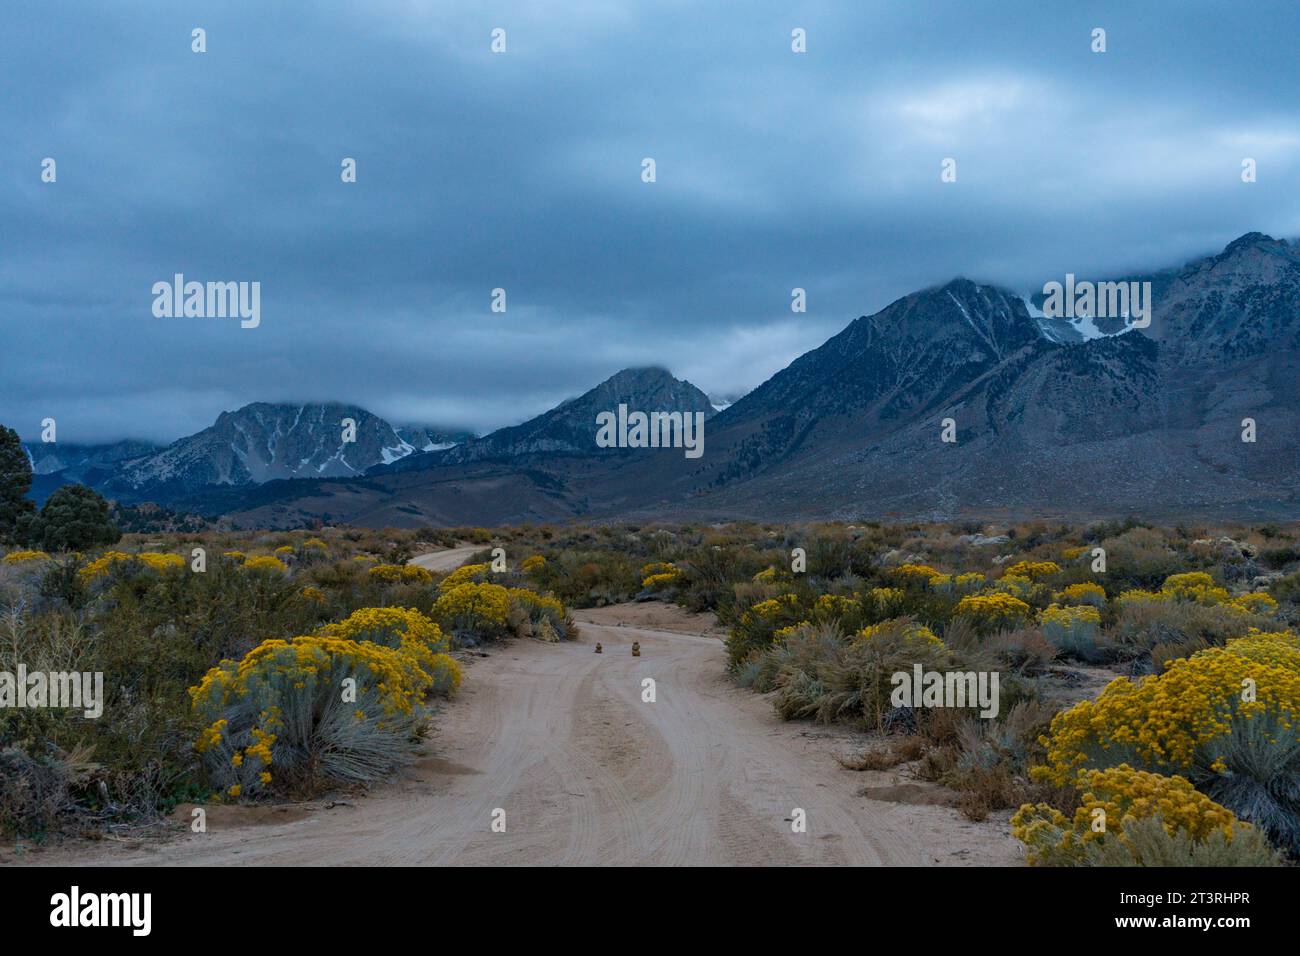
[3,0,1300,442]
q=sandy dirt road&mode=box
[31,550,1020,867]
[407,544,483,572]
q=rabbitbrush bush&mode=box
[368,563,433,585]
[1033,630,1300,856]
[1038,604,1104,660]
[320,606,461,694]
[1013,765,1280,867]
[190,634,432,798]
[953,592,1033,632]
[769,617,950,727]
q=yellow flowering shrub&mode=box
[1013,765,1245,866]
[752,566,778,583]
[1033,632,1300,854]
[812,593,857,622]
[1230,592,1278,616]
[928,572,985,595]
[433,581,512,640]
[274,545,294,556]
[954,592,1032,629]
[190,634,430,797]
[302,538,328,551]
[1116,571,1245,609]
[856,619,943,649]
[1059,582,1106,607]
[242,555,288,574]
[521,554,546,573]
[1039,604,1102,654]
[79,551,184,580]
[990,574,1039,601]
[727,593,805,667]
[428,652,463,696]
[640,562,682,589]
[892,564,942,584]
[320,606,449,681]
[504,587,570,641]
[368,563,434,585]
[437,562,491,591]
[1003,560,1062,580]
[2,550,49,564]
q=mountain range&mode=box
[18,232,1300,526]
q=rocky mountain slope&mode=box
[383,367,715,473]
[88,403,469,502]
[23,232,1299,526]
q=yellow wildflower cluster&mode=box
[222,550,246,561]
[953,592,1032,627]
[433,581,511,627]
[302,538,328,551]
[2,549,49,563]
[856,619,943,649]
[1035,631,1300,786]
[928,572,986,595]
[752,566,778,583]
[991,574,1037,600]
[79,550,185,580]
[190,632,433,798]
[437,562,491,591]
[640,562,682,589]
[1002,560,1062,580]
[1232,592,1279,615]
[1117,571,1277,616]
[323,605,446,649]
[744,594,800,621]
[1013,765,1244,866]
[813,593,857,620]
[242,555,288,573]
[320,607,462,697]
[521,554,546,573]
[368,563,434,585]
[1039,604,1101,643]
[1059,582,1106,607]
[1061,546,1089,561]
[506,587,565,621]
[892,563,942,583]
[274,545,295,556]
[299,586,327,604]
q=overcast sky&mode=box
[4,0,1300,444]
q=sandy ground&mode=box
[21,549,1023,867]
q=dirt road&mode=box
[407,544,483,572]
[33,550,1019,866]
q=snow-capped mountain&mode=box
[94,403,468,501]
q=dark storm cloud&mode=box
[3,0,1300,442]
